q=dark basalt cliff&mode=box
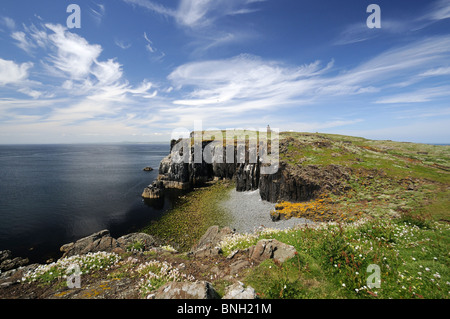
[143,138,349,203]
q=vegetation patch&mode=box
[220,218,450,299]
[134,260,195,297]
[141,180,234,252]
[22,252,121,286]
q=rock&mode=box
[81,236,119,255]
[190,226,234,257]
[61,230,159,257]
[142,181,164,199]
[117,233,157,250]
[259,163,351,203]
[0,250,29,272]
[248,239,275,263]
[148,137,352,210]
[60,230,115,257]
[0,250,12,263]
[229,259,250,275]
[154,281,220,299]
[143,166,154,171]
[248,239,297,263]
[272,241,297,263]
[223,282,258,299]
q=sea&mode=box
[0,143,178,264]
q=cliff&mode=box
[142,133,351,204]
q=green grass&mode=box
[220,218,450,299]
[141,180,234,252]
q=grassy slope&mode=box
[141,132,449,299]
[240,132,449,299]
[279,132,449,222]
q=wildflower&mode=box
[425,267,430,272]
[412,257,416,261]
[342,283,346,287]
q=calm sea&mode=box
[0,143,176,263]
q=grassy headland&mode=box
[141,131,449,299]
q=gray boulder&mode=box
[248,239,297,263]
[190,225,234,258]
[60,230,114,257]
[222,282,258,299]
[60,230,158,257]
[0,250,29,272]
[117,233,157,250]
[154,281,220,299]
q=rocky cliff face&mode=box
[142,138,261,198]
[259,162,351,203]
[142,138,349,203]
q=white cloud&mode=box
[419,66,450,77]
[4,22,159,128]
[168,54,331,108]
[44,24,102,80]
[144,32,156,53]
[375,86,450,104]
[114,38,132,49]
[123,0,265,28]
[90,3,106,25]
[335,0,450,46]
[168,36,450,110]
[1,16,15,29]
[425,0,450,21]
[0,58,33,86]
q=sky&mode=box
[0,0,449,144]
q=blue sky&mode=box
[0,0,449,143]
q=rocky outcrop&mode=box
[259,163,351,203]
[222,282,258,299]
[0,250,29,272]
[142,139,262,199]
[60,230,157,258]
[190,225,234,258]
[248,239,297,263]
[153,281,220,299]
[143,137,350,204]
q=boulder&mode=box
[60,230,158,257]
[248,239,297,263]
[142,181,164,199]
[222,282,258,299]
[190,226,234,257]
[154,281,220,299]
[60,230,112,257]
[229,259,250,275]
[143,166,153,171]
[117,233,157,250]
[81,236,119,255]
[0,250,29,272]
